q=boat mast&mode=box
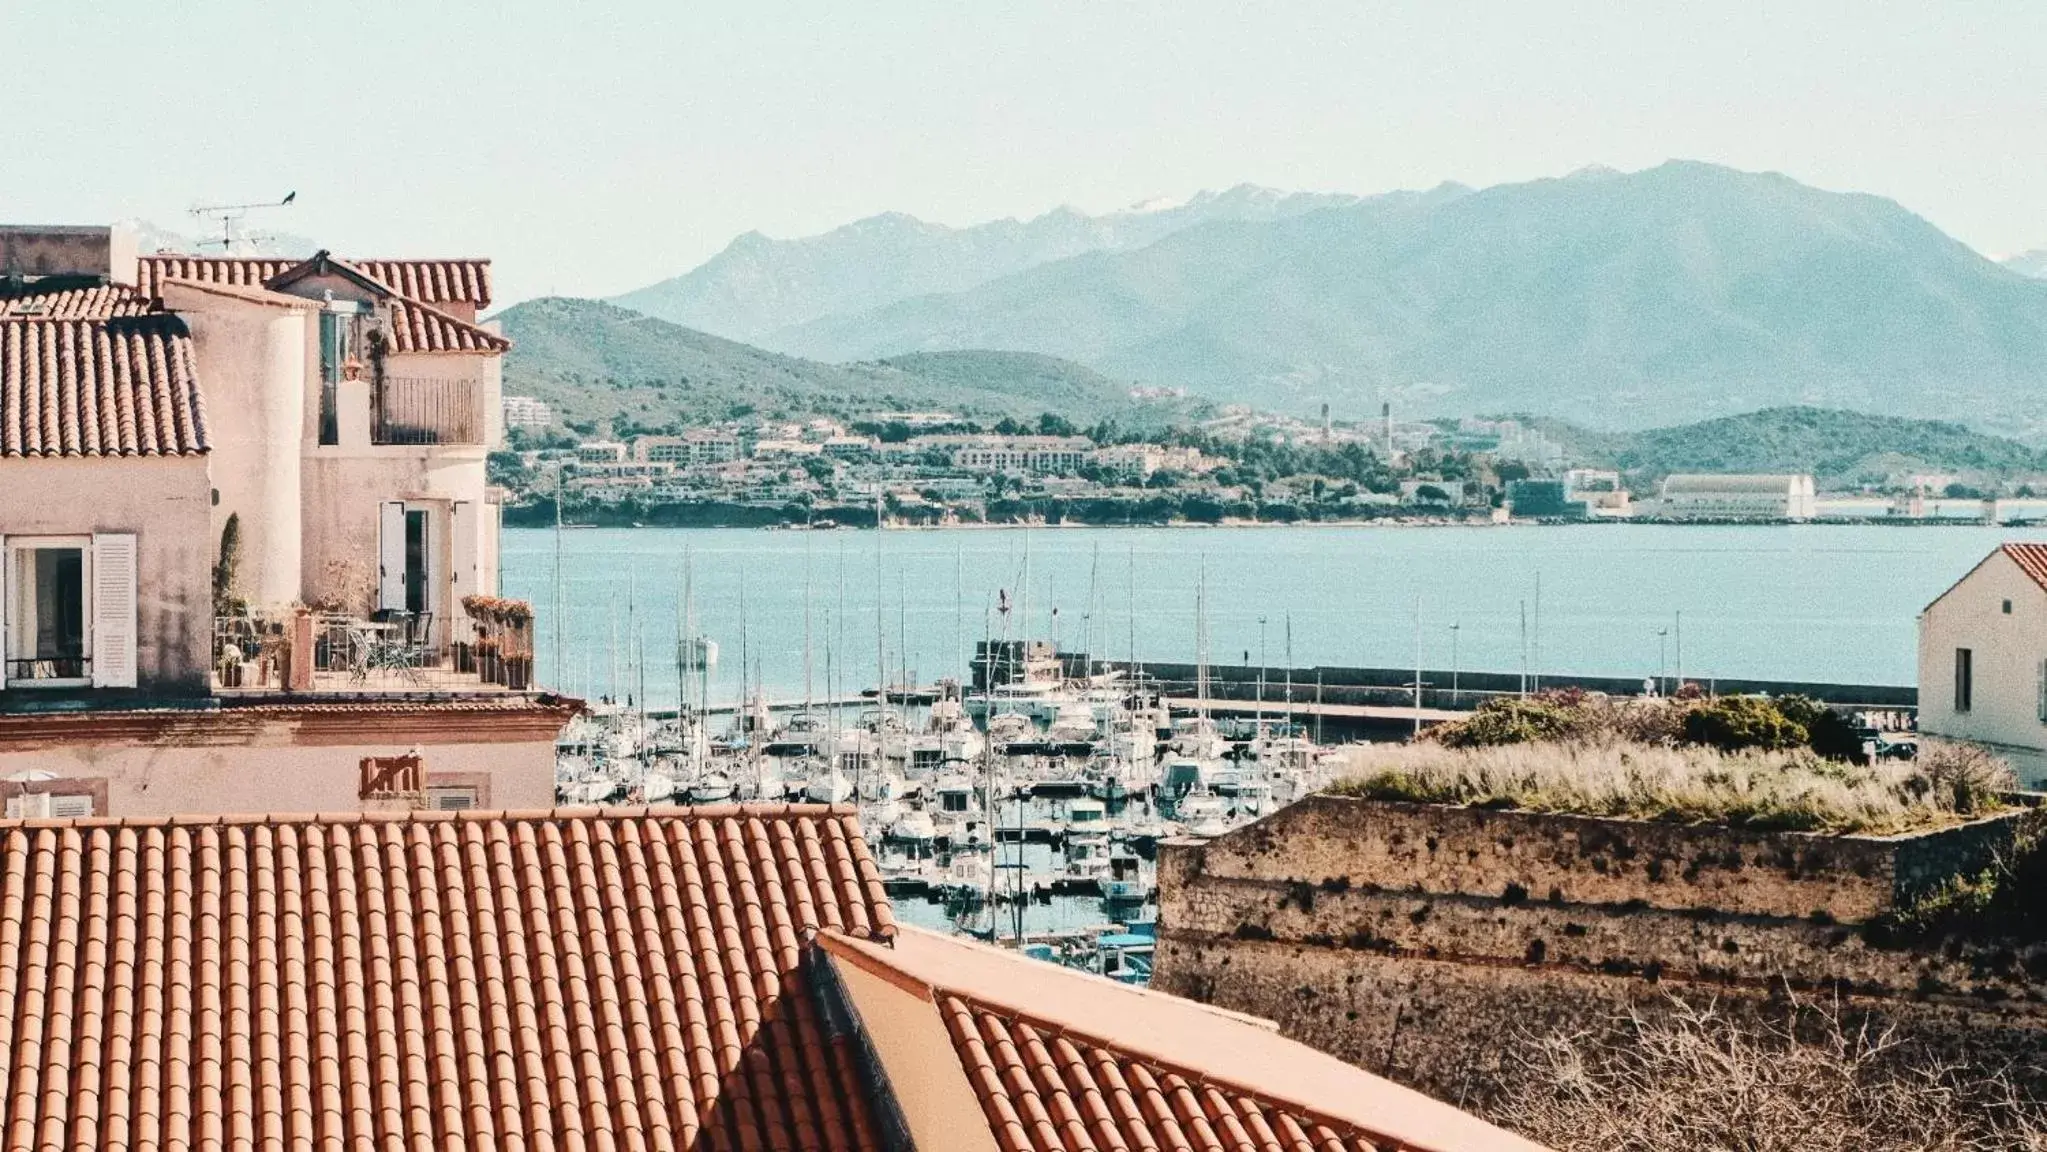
[804,534,814,711]
[551,468,564,689]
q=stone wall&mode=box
[1154,796,2047,1107]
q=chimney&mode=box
[0,224,138,286]
[1382,401,1393,454]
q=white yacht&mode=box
[887,808,938,846]
[687,769,736,804]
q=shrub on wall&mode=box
[1681,696,1808,752]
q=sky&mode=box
[2,2,2043,307]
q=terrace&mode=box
[212,596,535,696]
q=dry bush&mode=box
[1913,739,2020,815]
[1329,739,2007,834]
[1496,998,2047,1152]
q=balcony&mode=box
[212,600,535,696]
[320,375,488,450]
[373,376,483,445]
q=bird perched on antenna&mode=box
[189,191,298,252]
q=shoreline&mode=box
[515,515,2045,532]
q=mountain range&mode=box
[613,184,1364,341]
[606,163,2047,433]
[494,297,1181,433]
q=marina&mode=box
[526,520,1974,977]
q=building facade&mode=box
[1919,542,2047,786]
[0,225,571,816]
[1653,473,1817,520]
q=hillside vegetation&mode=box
[1532,407,2044,486]
[495,297,1187,433]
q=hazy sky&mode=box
[3,2,2042,306]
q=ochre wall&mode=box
[0,709,561,814]
[0,455,213,696]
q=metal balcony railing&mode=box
[372,376,482,445]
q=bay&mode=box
[501,523,2031,705]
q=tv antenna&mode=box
[189,191,297,253]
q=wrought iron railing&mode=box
[210,606,536,694]
[372,376,482,445]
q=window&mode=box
[2039,659,2047,724]
[426,786,478,811]
[0,777,106,817]
[317,305,364,446]
[2,534,137,690]
[2004,599,2014,615]
[6,791,96,818]
[1955,647,1974,713]
[7,542,87,682]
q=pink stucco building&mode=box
[0,225,573,817]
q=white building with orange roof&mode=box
[0,225,573,819]
[1919,541,2047,786]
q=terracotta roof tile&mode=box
[0,805,894,1151]
[822,926,1549,1152]
[352,260,494,310]
[136,256,492,309]
[0,315,210,458]
[132,256,301,299]
[383,297,510,354]
[0,281,157,320]
[2002,543,2047,592]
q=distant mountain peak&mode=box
[611,184,1363,340]
[2004,248,2047,279]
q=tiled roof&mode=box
[2002,543,2047,592]
[821,926,1548,1152]
[0,806,895,1151]
[0,281,157,320]
[384,297,510,353]
[132,256,301,299]
[0,315,210,457]
[942,995,1385,1152]
[135,255,492,309]
[352,259,494,309]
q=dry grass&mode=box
[1496,997,2047,1151]
[1328,739,2014,835]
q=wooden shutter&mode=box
[0,533,7,693]
[378,501,407,611]
[451,500,478,603]
[91,532,138,688]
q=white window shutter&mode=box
[91,532,138,688]
[378,502,407,611]
[451,501,478,603]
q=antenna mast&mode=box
[187,191,297,253]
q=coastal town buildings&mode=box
[500,393,553,428]
[1649,473,1818,520]
[1918,542,2047,786]
[0,224,572,816]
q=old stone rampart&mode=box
[1155,796,2047,1106]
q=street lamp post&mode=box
[1656,627,1669,696]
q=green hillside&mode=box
[494,297,1187,434]
[1538,407,2044,486]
